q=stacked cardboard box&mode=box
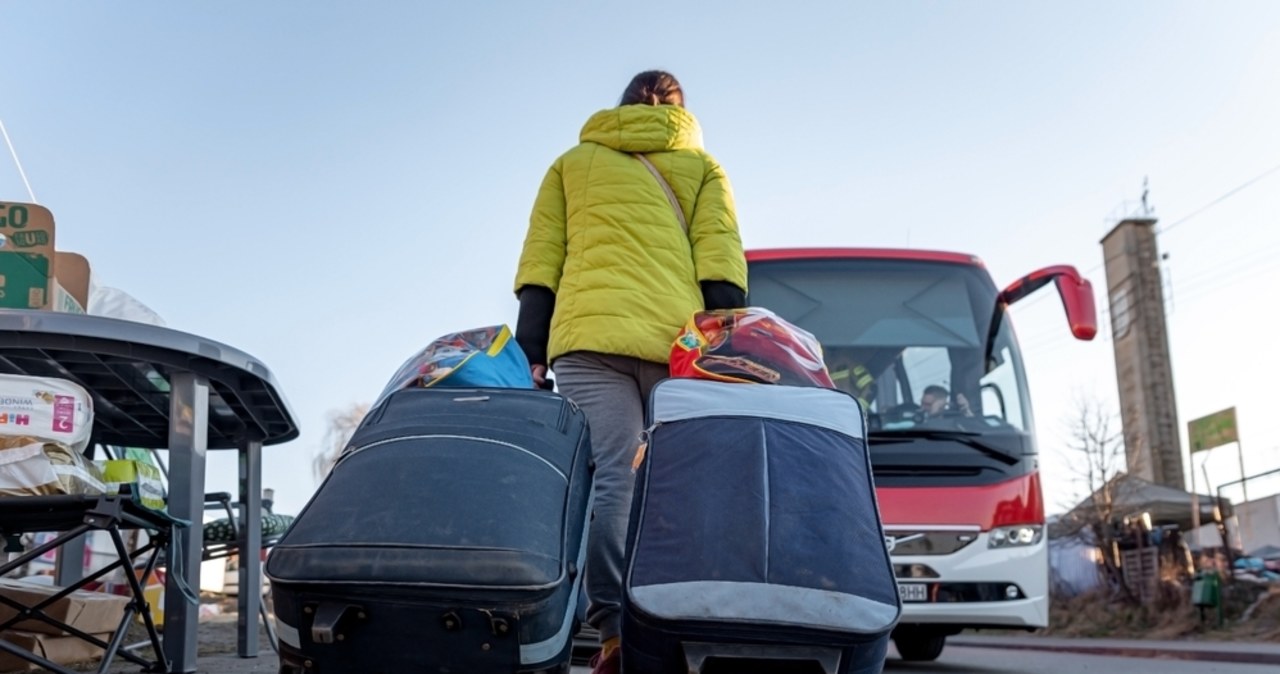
[0,201,90,313]
[0,579,129,671]
[0,204,136,671]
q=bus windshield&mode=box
[746,258,1033,437]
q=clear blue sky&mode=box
[3,1,1279,515]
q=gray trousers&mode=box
[553,351,668,642]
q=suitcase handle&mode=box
[310,603,365,644]
[682,641,842,674]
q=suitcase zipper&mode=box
[379,388,580,435]
[555,399,570,434]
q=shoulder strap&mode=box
[634,154,688,234]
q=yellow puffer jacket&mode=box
[514,104,748,364]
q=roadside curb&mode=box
[949,637,1280,665]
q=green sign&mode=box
[1189,407,1238,453]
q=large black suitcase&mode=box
[266,387,592,674]
[622,379,899,674]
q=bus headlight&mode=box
[988,525,1043,548]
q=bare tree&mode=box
[312,402,370,480]
[1058,395,1144,601]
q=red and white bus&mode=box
[745,248,1096,662]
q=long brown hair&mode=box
[620,71,684,107]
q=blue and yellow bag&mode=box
[374,325,534,407]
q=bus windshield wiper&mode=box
[868,428,1021,465]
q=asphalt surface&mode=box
[874,643,1280,673]
[559,644,1280,673]
[102,636,1280,673]
[106,644,1279,673]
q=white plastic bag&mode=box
[86,283,166,327]
[0,441,106,497]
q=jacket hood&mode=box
[579,104,704,153]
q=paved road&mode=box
[174,641,1280,673]
[877,643,1278,673]
[564,644,1280,673]
[173,646,1280,673]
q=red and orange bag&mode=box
[669,307,835,388]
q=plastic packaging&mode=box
[374,325,534,408]
[670,307,834,388]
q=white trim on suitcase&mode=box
[275,616,301,649]
[520,488,594,665]
[650,379,865,440]
[340,434,568,482]
[629,580,898,635]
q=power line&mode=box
[1013,164,1280,382]
[1023,246,1280,354]
[1062,162,1280,278]
[1156,161,1280,235]
[988,164,1279,320]
[0,118,37,203]
[1169,240,1280,289]
[932,165,1280,359]
[1172,257,1280,307]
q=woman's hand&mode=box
[531,364,548,388]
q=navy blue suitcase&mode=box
[622,379,899,674]
[266,387,592,674]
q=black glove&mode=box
[701,280,747,311]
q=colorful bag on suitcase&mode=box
[622,378,898,674]
[669,307,835,388]
[266,387,592,674]
[373,325,534,408]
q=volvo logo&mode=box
[884,533,925,553]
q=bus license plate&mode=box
[898,583,928,602]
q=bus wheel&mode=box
[894,631,946,662]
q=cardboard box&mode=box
[139,579,164,628]
[53,252,90,310]
[0,580,128,636]
[50,281,83,313]
[0,630,109,671]
[0,202,55,310]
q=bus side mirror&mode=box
[1000,265,1097,341]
